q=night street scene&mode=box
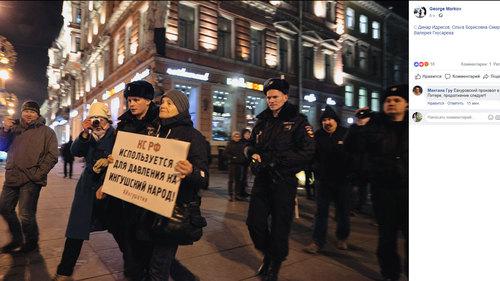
[0,1,408,281]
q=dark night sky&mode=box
[376,1,409,20]
[0,1,63,106]
[0,1,407,108]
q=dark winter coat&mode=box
[0,116,58,187]
[344,124,371,181]
[116,102,159,136]
[355,113,408,189]
[65,127,115,240]
[313,126,349,183]
[61,140,74,162]
[247,102,315,175]
[135,111,209,241]
[156,111,209,204]
[224,140,247,165]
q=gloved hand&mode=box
[93,158,110,174]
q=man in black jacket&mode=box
[224,131,247,201]
[355,85,409,281]
[245,78,315,281]
[304,106,351,254]
[61,137,74,179]
[345,108,372,214]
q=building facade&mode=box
[46,1,407,148]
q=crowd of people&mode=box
[0,78,408,281]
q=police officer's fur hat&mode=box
[382,84,409,102]
[263,78,289,95]
[124,80,155,100]
[355,108,372,119]
[320,106,340,123]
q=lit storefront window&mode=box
[174,84,199,127]
[110,96,120,125]
[245,94,266,129]
[175,84,192,97]
[301,102,318,129]
[212,90,232,141]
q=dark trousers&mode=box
[228,163,244,197]
[57,238,84,276]
[246,172,298,262]
[0,183,42,244]
[63,160,73,178]
[312,180,351,246]
[304,169,315,198]
[145,242,178,281]
[371,185,408,280]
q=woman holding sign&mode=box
[132,89,209,281]
[53,102,115,281]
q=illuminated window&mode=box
[372,21,380,39]
[245,94,266,128]
[358,88,367,108]
[212,90,232,141]
[359,15,368,34]
[346,8,355,29]
[93,18,99,35]
[371,92,380,112]
[345,85,354,107]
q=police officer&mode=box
[354,85,408,281]
[304,106,351,254]
[345,108,372,214]
[245,78,315,281]
[108,80,160,280]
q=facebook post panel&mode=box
[411,1,500,279]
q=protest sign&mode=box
[102,131,190,218]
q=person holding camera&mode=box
[304,106,351,254]
[53,102,115,280]
[0,100,58,254]
[245,78,315,281]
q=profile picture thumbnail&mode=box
[412,112,423,122]
[413,85,423,96]
[414,7,427,18]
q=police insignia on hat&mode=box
[382,84,409,102]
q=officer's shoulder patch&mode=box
[305,125,314,138]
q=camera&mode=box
[355,109,372,119]
[90,117,101,128]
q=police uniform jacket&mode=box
[248,102,315,176]
[357,112,408,189]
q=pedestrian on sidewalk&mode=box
[109,80,160,280]
[345,108,372,215]
[224,131,247,201]
[245,78,315,281]
[60,137,74,179]
[240,128,252,196]
[53,102,116,280]
[133,89,208,281]
[0,100,58,254]
[353,85,409,281]
[304,106,351,254]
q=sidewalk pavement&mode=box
[0,160,404,281]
